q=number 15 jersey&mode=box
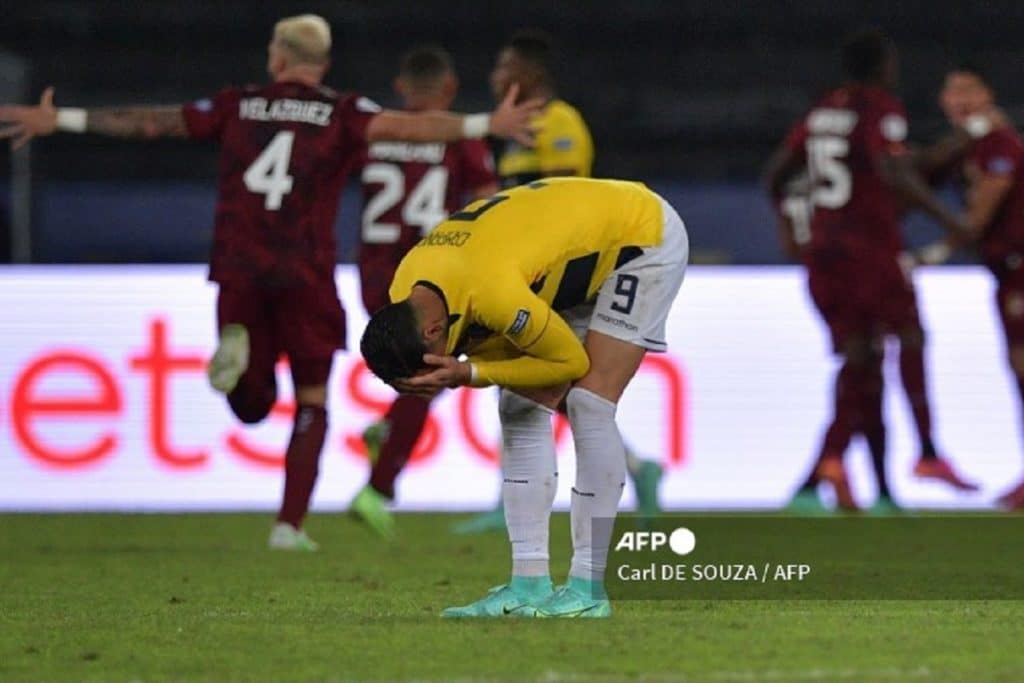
[182,81,380,287]
[784,84,909,258]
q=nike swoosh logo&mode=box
[502,604,525,615]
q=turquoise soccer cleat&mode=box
[867,494,903,516]
[631,460,663,520]
[784,488,830,516]
[535,578,612,618]
[441,577,552,618]
[450,506,506,535]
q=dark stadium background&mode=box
[2,0,1024,264]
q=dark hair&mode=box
[399,45,454,86]
[360,300,428,384]
[949,62,993,89]
[842,28,893,82]
[506,28,554,74]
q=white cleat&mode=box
[208,324,250,394]
[267,522,319,552]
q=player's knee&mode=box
[899,326,925,349]
[295,384,327,408]
[498,390,549,423]
[228,386,276,424]
[565,386,617,430]
[842,338,873,367]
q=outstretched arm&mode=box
[0,87,188,148]
[366,83,543,147]
[878,152,970,241]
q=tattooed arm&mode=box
[0,87,187,148]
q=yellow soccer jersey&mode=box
[388,177,664,389]
[497,99,594,187]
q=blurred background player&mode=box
[765,28,978,511]
[454,28,662,534]
[349,45,499,536]
[932,65,1024,509]
[0,14,540,549]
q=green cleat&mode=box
[361,420,389,465]
[535,578,612,618]
[631,460,663,520]
[868,494,903,516]
[441,577,552,618]
[349,486,395,539]
[450,506,506,535]
[267,522,319,552]
[785,488,830,516]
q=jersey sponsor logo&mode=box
[880,114,908,142]
[807,108,858,136]
[368,141,447,164]
[508,309,531,336]
[595,311,639,332]
[239,97,334,126]
[192,98,214,112]
[553,137,575,151]
[416,231,471,248]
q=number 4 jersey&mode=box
[784,84,909,259]
[182,81,380,286]
[355,127,496,313]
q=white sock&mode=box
[567,387,626,583]
[499,390,557,578]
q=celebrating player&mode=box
[455,29,663,535]
[349,45,499,537]
[765,28,977,510]
[0,14,540,549]
[931,65,1024,508]
[361,177,689,617]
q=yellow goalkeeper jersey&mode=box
[497,99,594,186]
[388,177,664,389]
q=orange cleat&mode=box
[816,456,858,511]
[912,457,980,492]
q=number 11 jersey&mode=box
[182,81,380,287]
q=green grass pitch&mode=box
[1,512,1020,682]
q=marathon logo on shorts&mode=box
[596,312,639,332]
[508,309,531,336]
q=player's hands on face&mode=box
[0,87,58,149]
[397,354,472,397]
[489,83,544,147]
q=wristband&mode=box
[56,108,88,133]
[964,114,991,140]
[461,114,491,139]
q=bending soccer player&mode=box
[0,14,540,550]
[349,45,499,537]
[361,177,688,618]
[454,28,662,535]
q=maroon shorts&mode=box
[216,277,345,387]
[359,262,397,315]
[997,266,1024,348]
[807,252,921,352]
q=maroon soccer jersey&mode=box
[966,127,1024,272]
[785,85,910,258]
[355,136,496,312]
[182,81,380,286]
